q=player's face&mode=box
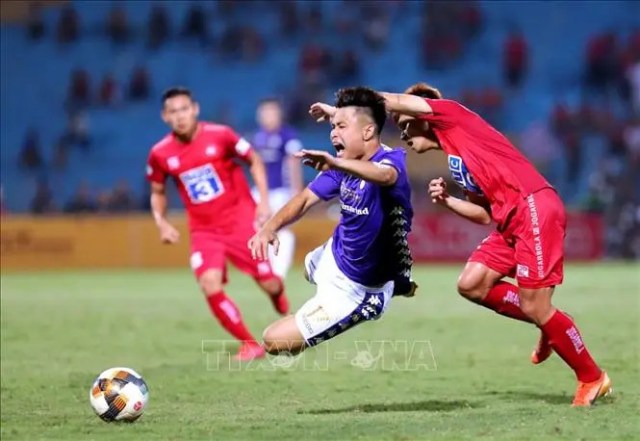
[397,115,440,153]
[162,95,199,136]
[257,102,282,131]
[330,107,373,159]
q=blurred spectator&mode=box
[504,31,528,88]
[0,185,6,215]
[63,111,91,150]
[333,50,360,83]
[66,69,91,112]
[460,1,483,39]
[304,5,323,32]
[128,66,151,101]
[363,15,390,51]
[108,181,136,212]
[98,74,118,107]
[219,25,243,60]
[27,3,45,41]
[182,3,209,46]
[550,102,574,136]
[299,44,331,85]
[519,121,561,176]
[52,136,69,170]
[106,6,131,45]
[279,1,298,38]
[241,28,265,62]
[584,32,618,93]
[147,4,170,49]
[627,62,640,114]
[30,180,56,215]
[624,117,640,166]
[56,5,79,44]
[217,0,237,17]
[563,131,582,186]
[64,182,97,214]
[96,190,113,214]
[19,128,43,170]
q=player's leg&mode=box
[226,232,290,315]
[458,232,532,323]
[257,187,296,279]
[515,190,610,406]
[263,240,394,355]
[190,237,265,361]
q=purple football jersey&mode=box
[308,146,413,286]
[252,126,302,190]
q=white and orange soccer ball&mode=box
[89,367,149,422]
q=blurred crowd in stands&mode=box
[3,1,639,258]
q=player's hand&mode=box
[295,149,336,171]
[428,177,449,205]
[248,228,280,261]
[309,102,337,123]
[158,220,180,244]
[255,201,271,229]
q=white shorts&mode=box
[296,239,394,347]
[251,187,292,214]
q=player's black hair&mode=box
[334,86,386,134]
[161,86,194,105]
[258,97,281,106]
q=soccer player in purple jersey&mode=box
[251,99,304,279]
[248,87,414,355]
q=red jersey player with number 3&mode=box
[376,83,611,407]
[146,87,289,361]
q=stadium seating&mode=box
[1,0,637,211]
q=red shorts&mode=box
[468,188,566,289]
[189,228,275,283]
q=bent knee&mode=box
[456,274,488,301]
[262,322,305,355]
[198,270,224,294]
[258,276,283,297]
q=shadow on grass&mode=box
[484,390,571,405]
[299,399,481,415]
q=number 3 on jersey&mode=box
[180,164,224,203]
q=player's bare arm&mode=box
[249,188,321,260]
[428,178,491,225]
[150,182,180,243]
[379,92,433,117]
[245,149,271,226]
[295,149,398,186]
[309,102,337,122]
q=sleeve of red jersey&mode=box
[224,126,253,161]
[420,99,470,127]
[146,150,167,184]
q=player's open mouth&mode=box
[333,143,345,156]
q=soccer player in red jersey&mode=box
[375,82,610,406]
[146,87,289,361]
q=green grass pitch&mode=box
[1,263,639,440]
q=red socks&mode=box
[479,281,532,323]
[206,291,257,343]
[541,310,602,382]
[480,282,601,382]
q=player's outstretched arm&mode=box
[249,188,321,260]
[295,149,398,186]
[379,92,433,117]
[150,182,180,243]
[428,178,491,225]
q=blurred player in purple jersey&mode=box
[248,87,414,355]
[251,98,304,279]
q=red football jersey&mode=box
[420,99,553,227]
[146,122,256,232]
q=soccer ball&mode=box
[89,367,149,422]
